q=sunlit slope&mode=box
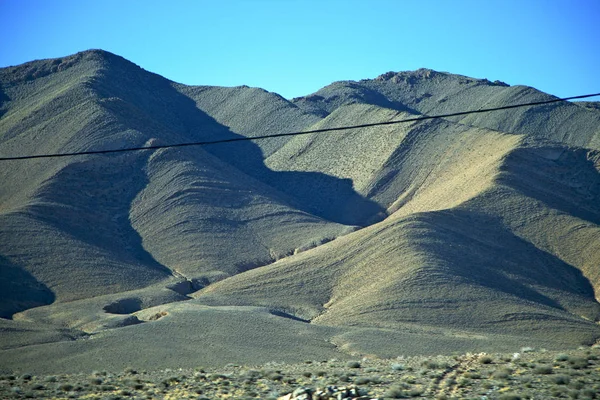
[195,126,600,345]
[293,69,600,149]
[266,103,523,215]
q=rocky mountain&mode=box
[1,50,599,373]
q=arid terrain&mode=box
[1,51,599,387]
[2,347,600,399]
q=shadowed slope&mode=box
[466,145,600,298]
[0,256,54,318]
[0,153,173,305]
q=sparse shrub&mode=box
[569,381,585,390]
[284,377,295,384]
[355,376,370,385]
[242,370,260,381]
[302,371,312,378]
[337,375,351,383]
[422,360,441,369]
[569,357,589,369]
[44,376,57,382]
[568,389,581,399]
[552,375,571,385]
[124,367,137,375]
[267,372,283,381]
[315,370,327,377]
[408,387,424,397]
[479,355,493,364]
[492,368,512,380]
[31,384,45,390]
[556,354,570,362]
[90,377,103,385]
[581,388,597,399]
[521,347,535,353]
[534,365,553,374]
[457,377,471,387]
[498,394,521,400]
[552,386,569,397]
[463,371,481,379]
[346,361,361,368]
[384,386,406,398]
[391,363,405,371]
[59,383,74,391]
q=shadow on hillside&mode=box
[420,209,598,317]
[90,50,385,226]
[295,81,421,116]
[29,150,174,279]
[0,85,8,119]
[499,146,600,226]
[0,255,55,319]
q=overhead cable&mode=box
[0,92,598,161]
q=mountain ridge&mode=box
[1,50,599,373]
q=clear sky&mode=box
[1,0,599,99]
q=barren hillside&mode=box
[1,50,599,373]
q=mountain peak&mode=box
[372,68,509,87]
[374,68,444,82]
[0,49,146,86]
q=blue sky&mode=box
[1,0,599,99]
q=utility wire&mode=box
[0,92,598,161]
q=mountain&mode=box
[1,50,599,374]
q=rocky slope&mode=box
[1,50,599,373]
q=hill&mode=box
[1,50,599,374]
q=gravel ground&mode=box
[2,346,600,399]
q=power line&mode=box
[0,92,598,161]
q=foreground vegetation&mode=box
[2,346,600,399]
